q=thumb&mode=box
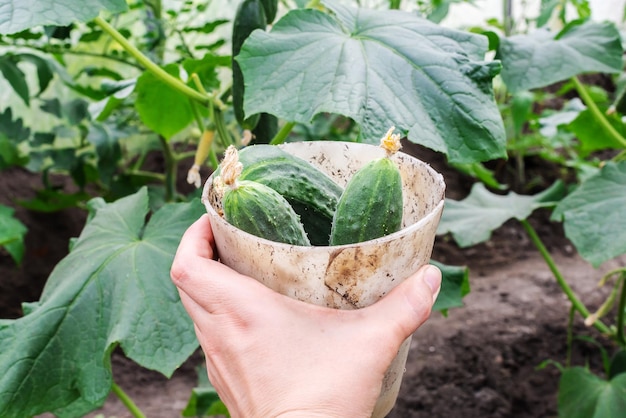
[365,264,441,341]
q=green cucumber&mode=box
[330,129,404,246]
[223,180,310,246]
[232,0,266,130]
[217,146,310,246]
[237,145,343,245]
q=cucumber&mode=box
[223,180,310,246]
[217,146,310,246]
[232,0,266,130]
[237,145,343,245]
[330,128,404,246]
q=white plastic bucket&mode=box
[202,141,445,417]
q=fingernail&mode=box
[423,265,442,296]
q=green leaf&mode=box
[87,123,122,186]
[558,367,626,418]
[511,90,535,136]
[0,108,30,142]
[182,53,228,92]
[431,260,470,315]
[538,98,585,138]
[610,349,626,379]
[0,56,29,105]
[0,189,204,417]
[182,365,230,417]
[552,162,626,267]
[0,134,27,169]
[568,109,626,156]
[438,181,565,247]
[134,63,194,140]
[536,0,560,27]
[237,0,506,164]
[0,0,128,35]
[499,21,623,92]
[449,161,506,190]
[0,204,27,265]
[15,53,55,96]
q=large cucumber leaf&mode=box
[0,189,203,417]
[438,181,565,247]
[552,161,626,267]
[0,0,127,34]
[499,20,623,93]
[558,367,626,418]
[237,0,506,164]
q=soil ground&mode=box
[2,145,624,418]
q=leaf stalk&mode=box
[616,272,626,347]
[520,219,612,336]
[93,16,209,105]
[270,121,296,145]
[111,382,146,418]
[158,135,177,201]
[571,76,626,149]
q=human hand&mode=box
[171,215,441,418]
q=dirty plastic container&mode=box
[202,141,445,417]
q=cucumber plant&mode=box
[436,3,626,417]
[0,0,519,417]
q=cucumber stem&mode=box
[520,219,612,336]
[571,76,626,149]
[270,121,296,145]
[111,382,146,418]
[565,305,575,367]
[190,74,220,168]
[616,273,626,347]
[158,135,177,201]
[94,16,209,105]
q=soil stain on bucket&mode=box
[324,246,383,308]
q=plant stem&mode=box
[127,170,166,182]
[571,76,626,149]
[0,40,143,69]
[190,74,220,167]
[176,150,198,161]
[158,135,177,201]
[617,273,626,347]
[270,121,296,145]
[520,219,612,336]
[388,0,401,10]
[93,16,209,105]
[111,382,146,418]
[305,0,321,8]
[565,305,575,367]
[503,0,513,36]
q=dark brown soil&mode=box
[3,148,622,418]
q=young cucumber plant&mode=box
[439,6,626,417]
